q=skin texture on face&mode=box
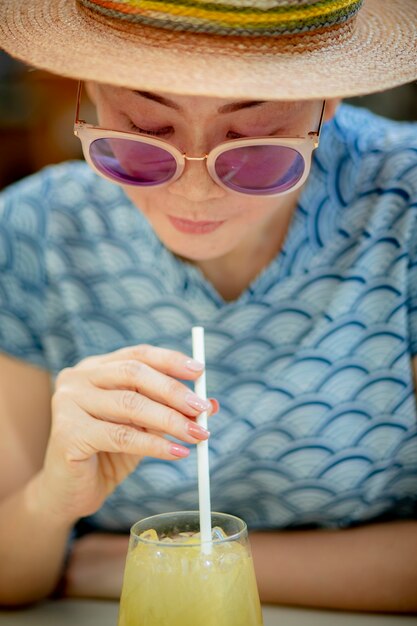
[87,83,340,299]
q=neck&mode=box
[194,192,299,301]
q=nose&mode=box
[168,157,225,202]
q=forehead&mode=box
[98,83,308,116]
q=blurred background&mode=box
[0,50,416,191]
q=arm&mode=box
[0,354,71,605]
[62,533,129,599]
[250,520,417,613]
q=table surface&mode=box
[1,600,416,625]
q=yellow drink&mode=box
[118,511,263,626]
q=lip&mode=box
[168,215,225,235]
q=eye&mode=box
[226,130,245,140]
[128,120,173,137]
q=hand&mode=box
[38,345,217,525]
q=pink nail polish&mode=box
[187,422,210,440]
[170,444,190,458]
[185,393,211,412]
[185,358,205,372]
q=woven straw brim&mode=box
[0,0,416,100]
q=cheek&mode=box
[226,197,281,225]
[123,187,158,217]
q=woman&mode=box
[0,0,416,612]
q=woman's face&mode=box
[88,83,338,262]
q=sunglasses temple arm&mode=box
[74,81,84,125]
[309,100,326,148]
[318,100,326,133]
[317,100,326,142]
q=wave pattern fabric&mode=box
[1,104,417,531]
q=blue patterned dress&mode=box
[1,104,417,531]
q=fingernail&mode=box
[185,393,211,412]
[187,422,210,440]
[209,398,219,415]
[170,444,190,458]
[185,358,205,372]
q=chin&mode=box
[158,230,231,262]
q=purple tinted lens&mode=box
[214,145,305,195]
[89,138,177,186]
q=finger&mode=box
[79,344,204,380]
[146,399,218,438]
[79,387,210,445]
[189,399,219,419]
[70,418,190,462]
[85,360,212,418]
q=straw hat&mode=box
[0,0,416,100]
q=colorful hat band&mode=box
[77,0,364,37]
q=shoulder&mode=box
[327,104,417,190]
[313,104,417,234]
[0,161,134,288]
[0,161,131,241]
[0,160,95,209]
[332,103,417,148]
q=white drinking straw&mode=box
[192,326,212,555]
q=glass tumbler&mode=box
[117,510,264,626]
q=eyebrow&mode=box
[133,90,267,114]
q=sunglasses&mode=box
[74,83,326,197]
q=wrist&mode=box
[25,471,78,532]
